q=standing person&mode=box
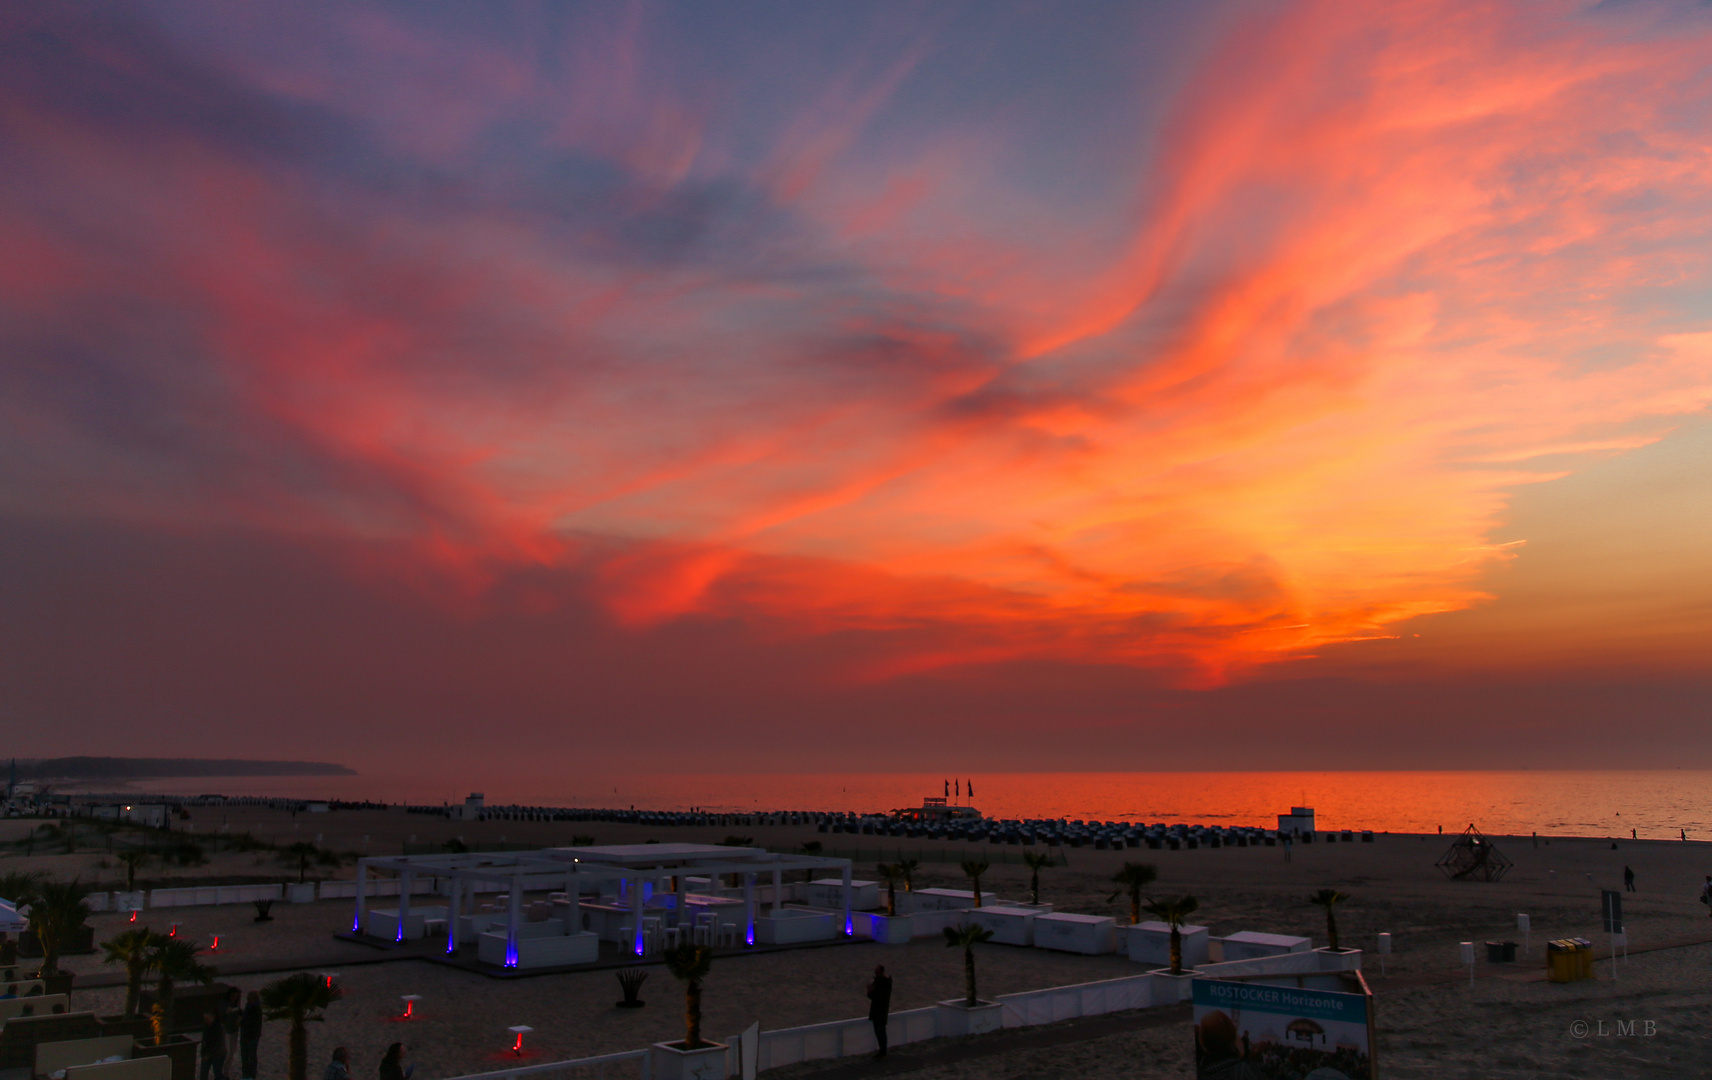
[1624,866,1636,892]
[324,1048,351,1080]
[866,965,893,1060]
[222,987,242,1062]
[238,991,263,1080]
[379,1044,414,1080]
[199,1011,228,1080]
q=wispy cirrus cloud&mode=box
[3,0,1710,685]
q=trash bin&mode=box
[1501,940,1518,962]
[1486,941,1508,963]
[1547,940,1577,982]
[1572,938,1594,980]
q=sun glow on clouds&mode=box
[3,1,1711,684]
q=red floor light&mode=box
[400,995,421,1019]
[508,1026,532,1056]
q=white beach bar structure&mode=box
[349,843,857,969]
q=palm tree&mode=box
[874,863,905,917]
[661,943,714,1049]
[278,843,340,884]
[149,939,215,1044]
[959,861,989,908]
[117,851,151,891]
[1308,889,1352,951]
[897,858,919,892]
[1108,862,1159,925]
[1140,895,1199,975]
[1022,852,1054,906]
[25,879,91,976]
[261,972,342,1080]
[942,924,994,1006]
[101,927,165,1018]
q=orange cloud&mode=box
[5,1,1711,686]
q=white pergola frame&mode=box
[351,846,855,967]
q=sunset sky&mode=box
[3,1,1710,777]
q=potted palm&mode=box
[1022,852,1054,907]
[1108,862,1158,925]
[651,944,726,1080]
[897,858,919,892]
[959,860,989,908]
[261,972,342,1080]
[1140,895,1200,1002]
[101,927,166,1018]
[864,864,912,944]
[1308,889,1361,970]
[25,878,92,993]
[935,925,1001,1035]
[130,939,212,1080]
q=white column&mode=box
[743,872,755,947]
[506,878,522,967]
[352,862,368,934]
[675,872,687,928]
[772,867,782,914]
[840,863,852,936]
[396,871,413,943]
[565,871,579,935]
[630,876,645,957]
[444,872,461,954]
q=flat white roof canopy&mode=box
[547,843,771,867]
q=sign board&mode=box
[1193,977,1374,1080]
[1601,890,1623,934]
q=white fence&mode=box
[317,879,441,899]
[995,973,1153,1027]
[150,884,284,909]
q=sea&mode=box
[99,771,1712,840]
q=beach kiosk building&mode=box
[347,843,857,970]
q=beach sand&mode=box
[8,808,1712,1077]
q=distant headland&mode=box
[7,756,356,780]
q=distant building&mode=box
[457,792,485,821]
[1277,806,1315,836]
[894,797,982,822]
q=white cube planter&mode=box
[1219,931,1311,961]
[1148,969,1197,1003]
[935,1000,1003,1037]
[1123,922,1209,968]
[477,929,599,969]
[851,911,914,944]
[285,883,316,904]
[899,888,997,914]
[1032,912,1118,955]
[804,879,880,909]
[1314,946,1363,971]
[650,1040,728,1080]
[965,906,1040,947]
[755,908,838,945]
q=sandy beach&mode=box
[8,807,1712,1078]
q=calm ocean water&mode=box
[122,770,1712,840]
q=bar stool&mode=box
[661,925,685,949]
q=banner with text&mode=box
[1192,977,1373,1080]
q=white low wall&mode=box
[318,879,439,900]
[149,884,284,909]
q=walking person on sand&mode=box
[1624,866,1636,892]
[378,1044,414,1080]
[199,1011,228,1080]
[1700,876,1712,917]
[867,964,893,1060]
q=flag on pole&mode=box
[968,779,975,799]
[943,779,949,797]
[955,779,960,798]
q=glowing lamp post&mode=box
[209,933,222,953]
[400,995,421,1020]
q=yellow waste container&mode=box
[1573,938,1594,980]
[1546,940,1579,983]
